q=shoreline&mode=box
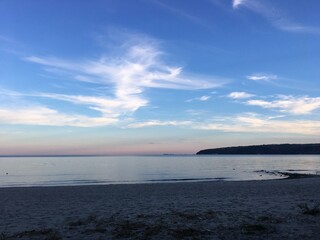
[1,176,320,239]
[1,171,319,190]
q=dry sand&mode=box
[1,177,320,239]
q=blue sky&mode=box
[0,0,319,155]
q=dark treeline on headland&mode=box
[197,143,320,155]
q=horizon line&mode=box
[0,153,195,158]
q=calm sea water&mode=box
[0,155,319,187]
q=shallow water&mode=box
[0,155,319,187]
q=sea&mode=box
[0,155,319,188]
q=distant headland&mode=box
[197,143,320,155]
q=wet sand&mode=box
[1,177,320,239]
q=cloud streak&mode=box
[233,0,320,35]
[128,110,320,136]
[228,92,254,99]
[195,113,320,135]
[246,95,320,115]
[0,106,117,127]
[127,120,192,128]
[232,0,246,9]
[246,73,277,81]
[1,35,226,127]
[186,95,211,102]
[150,0,211,30]
[127,112,320,135]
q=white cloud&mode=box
[228,91,254,99]
[36,93,148,118]
[129,111,320,135]
[186,109,208,116]
[186,95,211,102]
[246,96,320,115]
[116,112,320,135]
[199,95,211,101]
[232,0,246,9]
[9,36,227,127]
[0,106,117,127]
[277,23,320,35]
[26,43,224,92]
[151,0,210,29]
[0,87,23,97]
[246,73,277,81]
[233,0,320,35]
[127,120,192,128]
[195,113,320,135]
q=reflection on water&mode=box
[0,155,319,187]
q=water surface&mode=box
[0,155,319,187]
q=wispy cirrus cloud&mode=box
[1,35,226,127]
[26,40,225,91]
[199,95,211,101]
[0,106,117,127]
[35,93,147,118]
[195,113,320,135]
[127,120,192,128]
[0,35,24,54]
[0,87,22,97]
[228,91,254,99]
[127,112,320,135]
[233,0,320,35]
[246,73,277,81]
[186,95,211,102]
[232,0,246,9]
[149,0,210,30]
[246,95,320,115]
[186,109,209,116]
[246,73,278,81]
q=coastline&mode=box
[1,176,320,239]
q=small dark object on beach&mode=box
[0,232,8,240]
[11,228,62,240]
[241,224,268,235]
[298,203,320,215]
[169,227,211,238]
[112,220,147,238]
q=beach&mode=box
[1,177,320,239]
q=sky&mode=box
[0,0,319,155]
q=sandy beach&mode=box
[1,177,320,239]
